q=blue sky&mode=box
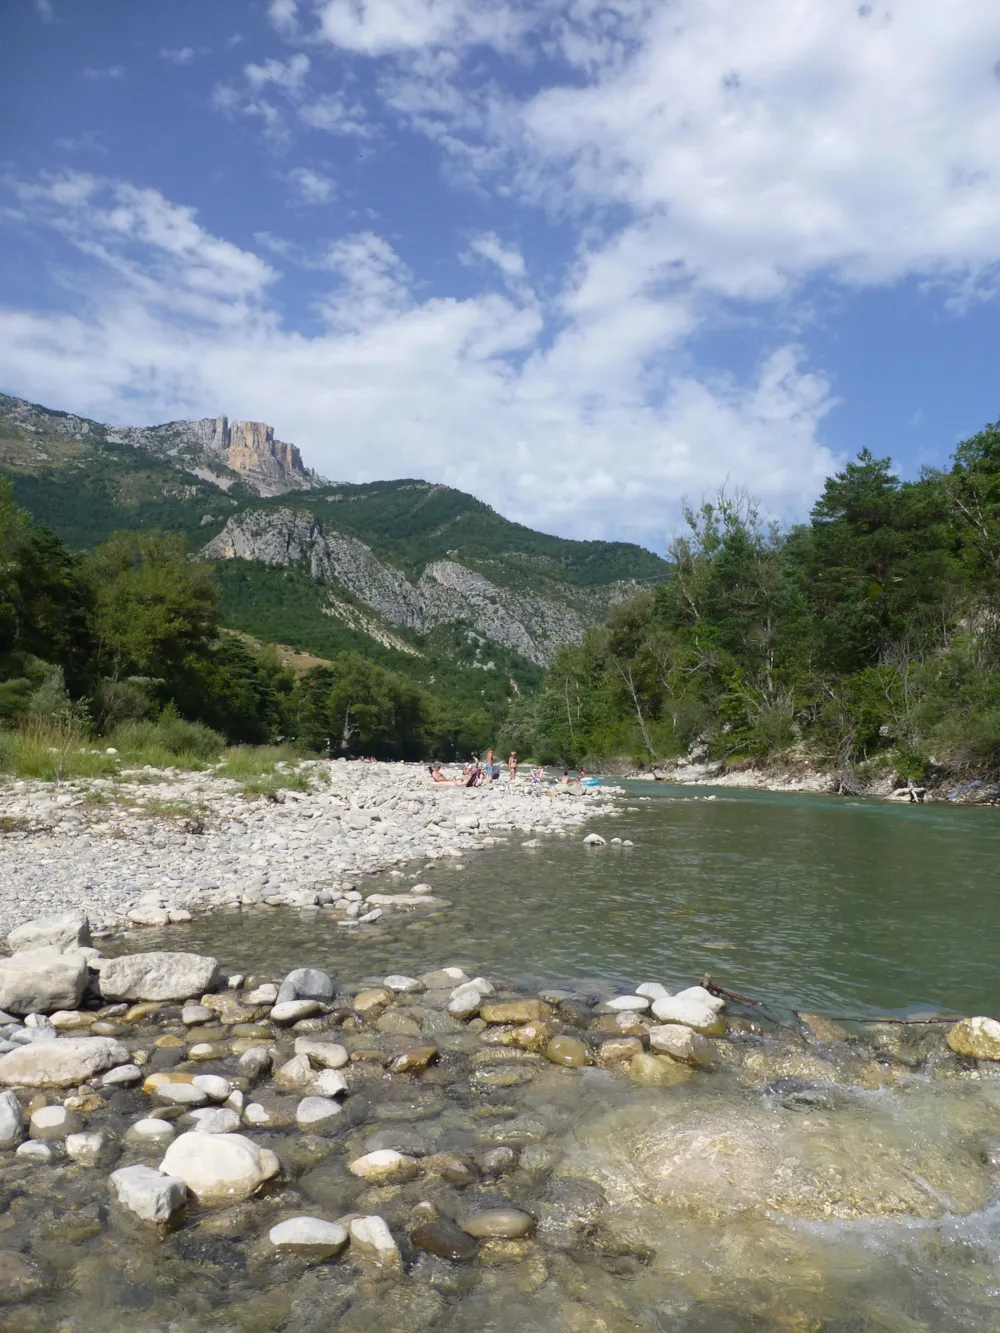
[4,0,1000,549]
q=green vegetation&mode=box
[508,429,1000,786]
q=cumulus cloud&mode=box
[0,170,835,544]
[81,65,124,80]
[287,166,336,203]
[160,46,197,65]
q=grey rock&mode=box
[7,910,91,954]
[110,1164,187,1224]
[0,1036,129,1086]
[99,951,219,1002]
[29,1104,83,1139]
[276,967,334,1005]
[0,948,88,1015]
[268,1215,348,1258]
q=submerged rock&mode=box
[648,1023,713,1067]
[460,1207,535,1239]
[545,1035,590,1067]
[110,1164,187,1225]
[410,1219,479,1261]
[349,1215,400,1266]
[269,1216,348,1258]
[0,1089,24,1148]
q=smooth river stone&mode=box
[649,996,725,1036]
[545,1035,590,1067]
[459,1208,535,1239]
[629,1052,693,1086]
[0,1037,129,1087]
[110,1164,187,1225]
[605,995,651,1012]
[348,1149,420,1184]
[270,1000,322,1024]
[673,985,726,1013]
[648,1023,713,1067]
[410,1220,479,1261]
[480,1000,553,1025]
[294,1038,348,1069]
[296,1096,342,1128]
[29,1105,82,1140]
[159,1132,280,1205]
[349,1215,401,1267]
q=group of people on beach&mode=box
[429,751,592,788]
[429,747,518,788]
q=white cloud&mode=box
[35,0,54,20]
[268,0,299,36]
[244,53,311,91]
[160,46,196,66]
[81,65,125,80]
[215,52,371,142]
[314,0,527,56]
[288,167,335,203]
[0,171,836,544]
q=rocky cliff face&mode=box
[0,395,323,497]
[106,415,321,496]
[203,508,605,666]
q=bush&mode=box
[108,715,224,769]
[0,718,119,781]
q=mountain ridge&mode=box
[0,390,669,688]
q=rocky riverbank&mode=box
[1,921,1000,1332]
[0,760,621,937]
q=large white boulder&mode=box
[159,1131,280,1204]
[0,1036,129,1086]
[650,996,725,1036]
[7,911,91,954]
[110,1164,187,1224]
[0,948,88,1015]
[99,952,218,1002]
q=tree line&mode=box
[0,480,496,759]
[500,420,1000,784]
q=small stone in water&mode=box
[191,1108,242,1134]
[310,1068,347,1098]
[648,1023,713,1067]
[349,1215,400,1266]
[348,1149,420,1184]
[545,1035,589,1068]
[605,995,651,1012]
[480,1000,552,1025]
[296,1096,343,1128]
[181,1005,213,1025]
[110,1164,187,1224]
[383,975,425,993]
[154,1083,209,1107]
[410,1219,479,1262]
[238,1046,272,1082]
[294,1038,348,1070]
[420,967,469,989]
[460,1208,535,1239]
[16,1139,54,1162]
[353,987,392,1013]
[29,1104,83,1139]
[269,1216,348,1258]
[275,1054,314,1088]
[389,1045,438,1074]
[629,1052,693,1086]
[65,1131,109,1164]
[191,1074,231,1101]
[0,1089,24,1148]
[271,1000,322,1024]
[127,1117,176,1143]
[102,1064,143,1087]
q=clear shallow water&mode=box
[156,783,1000,1019]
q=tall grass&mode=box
[0,719,119,782]
[215,744,303,780]
[108,717,224,770]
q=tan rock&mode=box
[799,1012,851,1044]
[353,987,392,1014]
[947,1016,1000,1061]
[596,1037,644,1065]
[545,1035,589,1068]
[648,1023,713,1067]
[628,1053,693,1086]
[389,1045,438,1074]
[480,1000,552,1025]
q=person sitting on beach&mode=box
[429,762,464,786]
[560,771,572,784]
[508,751,517,781]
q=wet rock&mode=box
[377,1010,422,1035]
[648,1023,713,1067]
[102,1064,143,1087]
[295,1038,349,1069]
[460,1207,535,1239]
[192,1074,231,1101]
[348,1148,421,1184]
[66,1130,112,1164]
[629,1053,693,1086]
[238,1046,272,1083]
[353,986,392,1013]
[349,1214,400,1266]
[947,1016,1000,1061]
[271,1000,322,1024]
[154,1082,210,1107]
[384,975,425,993]
[0,1035,129,1086]
[7,910,91,953]
[480,999,553,1025]
[190,1108,242,1134]
[276,968,334,1004]
[126,1117,176,1144]
[475,1145,518,1178]
[537,1176,607,1248]
[0,1249,47,1304]
[545,1035,590,1067]
[420,967,469,989]
[410,1219,479,1261]
[29,1104,83,1139]
[160,1131,280,1204]
[246,983,279,1005]
[596,1037,644,1065]
[428,1152,479,1186]
[16,1138,53,1161]
[110,1163,187,1224]
[310,1068,348,1098]
[297,1096,343,1128]
[389,1045,439,1074]
[0,1088,24,1148]
[635,982,670,1000]
[583,833,606,845]
[674,985,726,1013]
[181,1004,214,1025]
[799,1012,851,1044]
[269,1216,348,1258]
[50,1009,96,1030]
[0,947,88,1015]
[275,1054,315,1088]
